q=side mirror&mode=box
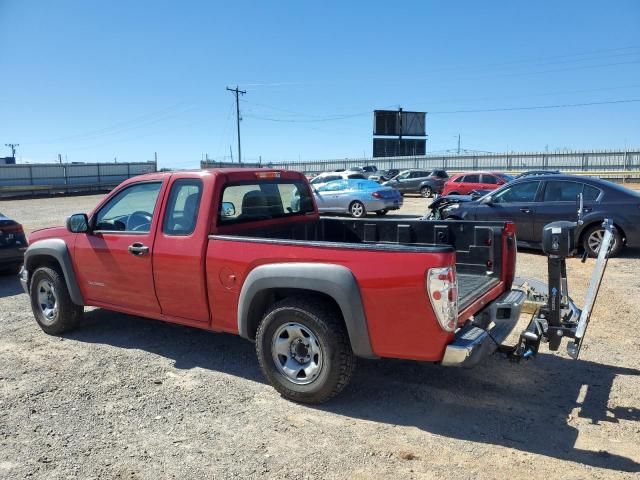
[66,213,89,233]
[221,201,236,217]
[481,196,494,206]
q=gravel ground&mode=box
[1,192,639,479]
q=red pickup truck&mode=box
[20,168,609,403]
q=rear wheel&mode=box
[420,186,433,198]
[349,201,366,218]
[256,296,356,404]
[375,209,388,216]
[29,267,83,335]
[582,224,622,258]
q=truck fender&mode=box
[23,238,84,306]
[237,263,376,359]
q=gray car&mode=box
[313,179,403,218]
[383,169,446,195]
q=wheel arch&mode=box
[237,263,376,359]
[578,219,627,246]
[23,239,84,305]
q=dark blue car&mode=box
[429,175,640,257]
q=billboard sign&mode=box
[373,138,426,157]
[373,110,426,136]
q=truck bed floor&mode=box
[457,273,500,310]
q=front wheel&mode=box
[582,224,622,258]
[29,267,83,335]
[349,201,366,218]
[256,296,356,404]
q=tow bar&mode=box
[500,218,615,361]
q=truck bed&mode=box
[213,217,509,311]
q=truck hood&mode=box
[28,226,69,244]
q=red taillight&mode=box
[3,223,23,233]
[371,191,382,199]
[255,171,281,179]
[426,266,458,332]
[504,222,517,235]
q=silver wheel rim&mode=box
[271,322,323,385]
[351,202,364,217]
[588,229,615,254]
[37,279,58,325]
[421,187,431,197]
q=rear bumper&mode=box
[0,245,26,265]
[442,288,527,367]
[363,198,403,212]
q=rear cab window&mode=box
[163,179,203,235]
[219,180,314,224]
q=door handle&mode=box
[519,208,532,213]
[583,207,592,213]
[128,242,149,256]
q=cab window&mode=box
[219,180,314,224]
[163,179,203,235]
[95,182,162,232]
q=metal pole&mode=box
[227,86,246,164]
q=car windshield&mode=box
[497,173,514,182]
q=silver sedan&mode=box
[312,179,403,218]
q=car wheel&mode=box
[349,201,366,218]
[420,186,433,198]
[582,224,623,258]
[256,296,356,404]
[29,267,83,335]
[375,209,388,216]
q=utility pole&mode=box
[226,85,246,164]
[5,143,19,158]
[58,154,63,164]
[456,134,461,154]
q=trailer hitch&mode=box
[502,219,615,361]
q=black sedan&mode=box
[0,212,27,273]
[428,175,640,257]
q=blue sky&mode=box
[1,0,639,169]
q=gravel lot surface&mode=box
[1,192,639,479]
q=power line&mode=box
[429,98,640,114]
[226,86,246,164]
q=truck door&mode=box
[73,180,165,314]
[152,177,211,323]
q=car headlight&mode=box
[444,204,460,210]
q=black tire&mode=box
[582,224,623,258]
[420,186,433,198]
[29,267,83,335]
[256,296,356,404]
[375,209,388,216]
[349,201,366,218]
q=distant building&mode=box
[0,157,16,165]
